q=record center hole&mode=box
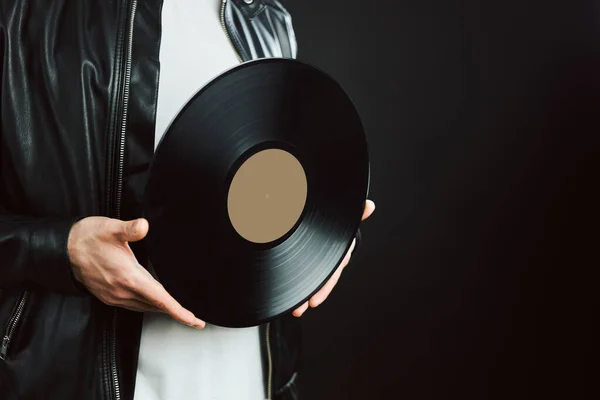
[227,149,307,244]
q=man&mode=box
[0,1,375,399]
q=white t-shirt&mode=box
[133,1,266,399]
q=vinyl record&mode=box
[143,58,369,328]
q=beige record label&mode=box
[227,148,308,244]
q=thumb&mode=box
[118,218,149,242]
[362,200,376,221]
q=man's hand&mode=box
[293,200,376,317]
[68,216,205,329]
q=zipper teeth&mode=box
[266,321,273,400]
[110,1,138,399]
[115,0,138,220]
[6,291,29,338]
[111,309,120,400]
[220,0,243,63]
[102,330,111,399]
[0,291,29,359]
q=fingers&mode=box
[293,264,345,317]
[308,242,353,309]
[118,299,163,313]
[309,261,345,309]
[99,261,204,329]
[71,216,204,328]
[132,274,205,329]
[294,237,356,317]
[348,238,357,255]
[114,218,149,243]
[100,286,163,313]
[292,302,309,318]
[362,200,376,221]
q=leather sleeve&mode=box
[0,210,86,295]
[0,17,86,296]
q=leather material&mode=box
[225,0,298,60]
[0,1,301,399]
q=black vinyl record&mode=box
[144,58,369,328]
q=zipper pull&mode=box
[0,335,10,360]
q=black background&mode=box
[282,1,598,399]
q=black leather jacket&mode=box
[0,1,300,399]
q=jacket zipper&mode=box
[105,1,138,400]
[115,0,138,221]
[0,0,137,378]
[1,0,256,396]
[109,309,120,400]
[266,321,273,400]
[220,0,243,62]
[0,291,29,360]
[104,1,256,398]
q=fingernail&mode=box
[187,322,203,330]
[309,296,321,307]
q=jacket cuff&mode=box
[31,217,89,296]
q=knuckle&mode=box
[106,272,128,289]
[118,273,137,290]
[152,299,166,310]
[101,286,128,304]
[115,288,137,300]
[101,294,118,307]
[105,275,118,288]
[112,287,131,300]
[98,220,113,235]
[103,219,121,236]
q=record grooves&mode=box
[144,58,370,327]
